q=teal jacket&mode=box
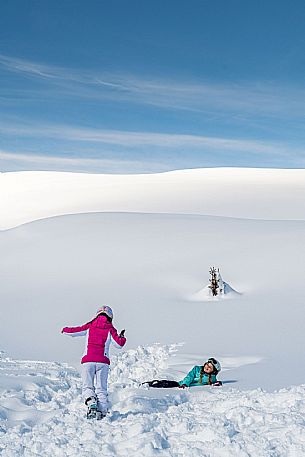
[178,365,217,387]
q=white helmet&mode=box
[96,305,113,320]
[207,357,221,374]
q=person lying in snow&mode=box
[144,358,222,388]
[61,305,126,419]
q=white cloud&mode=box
[0,121,296,158]
[1,54,305,117]
[0,149,167,173]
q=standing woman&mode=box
[62,305,126,419]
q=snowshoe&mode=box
[86,402,98,419]
[85,396,98,419]
[96,411,106,420]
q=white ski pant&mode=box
[81,362,109,413]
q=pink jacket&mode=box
[62,315,126,364]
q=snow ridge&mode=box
[2,168,305,229]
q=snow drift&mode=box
[1,168,305,230]
[1,346,305,457]
[189,269,241,301]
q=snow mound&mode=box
[109,343,179,387]
[188,270,241,301]
[0,344,176,434]
[2,346,305,456]
[189,282,241,302]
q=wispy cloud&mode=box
[0,149,167,173]
[1,54,305,118]
[1,54,305,172]
[2,117,305,172]
[0,54,121,87]
[1,144,304,175]
[0,121,292,156]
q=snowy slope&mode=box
[1,212,305,390]
[1,167,305,456]
[1,168,305,229]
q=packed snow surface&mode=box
[1,167,305,455]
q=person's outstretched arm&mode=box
[61,322,90,337]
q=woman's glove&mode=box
[178,384,187,389]
[119,329,125,337]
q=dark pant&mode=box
[143,380,180,388]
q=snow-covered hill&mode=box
[1,167,305,456]
[1,211,304,390]
[1,168,305,229]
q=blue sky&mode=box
[1,0,305,173]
